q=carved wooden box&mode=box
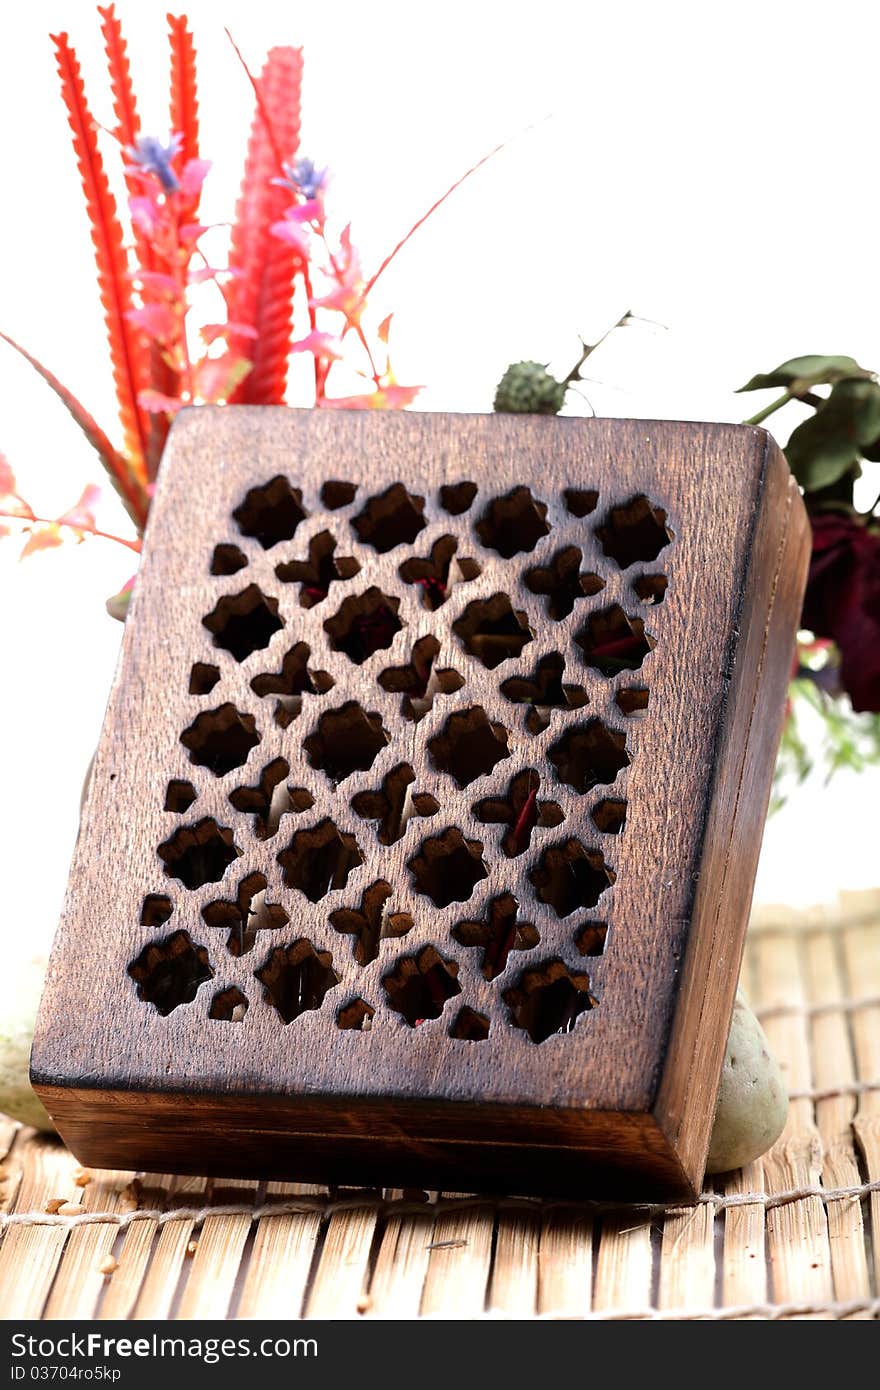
[32,408,809,1198]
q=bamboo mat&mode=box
[1,889,878,1322]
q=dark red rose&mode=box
[801,512,880,712]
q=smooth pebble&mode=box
[706,989,788,1174]
[0,955,54,1131]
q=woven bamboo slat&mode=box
[361,1197,436,1320]
[132,1174,207,1320]
[536,1208,593,1316]
[842,891,880,1298]
[657,1201,715,1311]
[753,919,833,1316]
[0,1132,79,1318]
[98,1173,172,1320]
[721,1161,766,1311]
[488,1207,542,1315]
[43,1168,135,1320]
[176,1178,257,1320]
[1,890,878,1321]
[592,1213,653,1313]
[236,1182,325,1319]
[806,917,870,1309]
[419,1197,496,1317]
[304,1200,379,1318]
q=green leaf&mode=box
[784,378,880,491]
[801,470,858,510]
[738,354,870,393]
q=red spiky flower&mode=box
[0,6,503,583]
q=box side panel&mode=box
[654,435,810,1186]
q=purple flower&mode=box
[281,157,327,201]
[129,135,183,194]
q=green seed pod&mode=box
[493,360,567,415]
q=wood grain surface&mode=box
[31,407,809,1198]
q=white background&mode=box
[1,0,878,977]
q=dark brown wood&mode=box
[31,408,809,1199]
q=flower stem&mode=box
[0,510,142,552]
[743,391,791,427]
[300,265,327,402]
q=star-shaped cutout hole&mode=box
[255,940,340,1024]
[595,494,673,569]
[378,636,464,722]
[452,892,540,980]
[274,529,361,607]
[209,986,249,1022]
[499,652,588,734]
[398,535,481,611]
[277,819,363,902]
[504,959,598,1043]
[408,829,488,909]
[575,604,655,676]
[202,584,283,663]
[475,486,550,558]
[524,546,605,620]
[303,701,389,785]
[382,946,461,1026]
[337,997,375,1031]
[351,483,426,552]
[329,880,414,966]
[180,703,260,777]
[548,720,629,793]
[141,894,173,928]
[350,763,439,845]
[452,594,533,670]
[201,871,289,957]
[428,706,510,788]
[323,587,403,664]
[473,769,564,857]
[530,839,616,917]
[157,818,240,890]
[232,476,307,550]
[448,1006,490,1041]
[128,931,214,1015]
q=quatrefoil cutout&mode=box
[350,764,439,845]
[329,881,414,967]
[201,872,289,958]
[275,530,361,607]
[473,769,565,857]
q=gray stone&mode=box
[0,955,54,1131]
[706,990,788,1174]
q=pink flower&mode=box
[309,226,365,324]
[127,303,176,341]
[58,483,101,533]
[180,158,211,198]
[290,331,344,360]
[322,383,422,410]
[271,216,311,255]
